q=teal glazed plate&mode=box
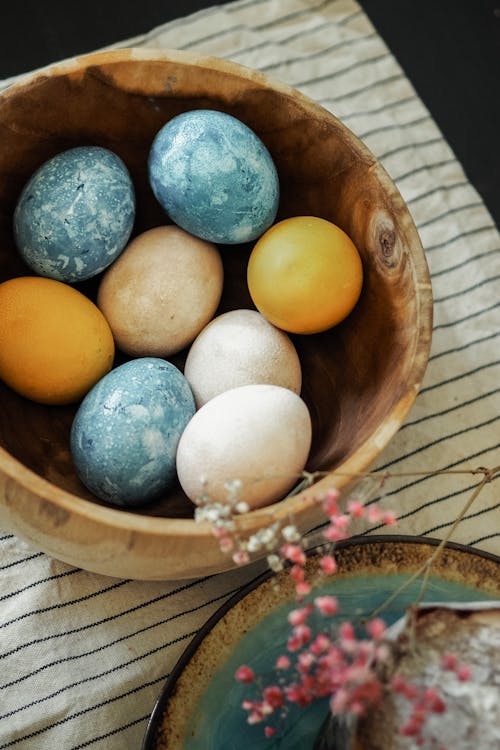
[142,537,500,750]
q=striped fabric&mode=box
[1,0,499,747]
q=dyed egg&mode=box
[176,384,312,509]
[184,309,302,408]
[247,216,363,334]
[70,358,195,506]
[148,110,279,244]
[97,225,224,357]
[0,276,114,405]
[14,146,135,282]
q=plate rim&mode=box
[141,535,500,749]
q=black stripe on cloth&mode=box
[376,414,500,471]
[0,575,213,660]
[425,223,497,252]
[318,72,405,104]
[304,440,500,538]
[0,552,44,570]
[393,157,457,183]
[0,623,201,721]
[433,273,500,304]
[0,568,80,603]
[261,30,378,71]
[416,200,484,229]
[468,532,500,545]
[420,360,500,395]
[407,180,470,206]
[364,466,500,536]
[292,50,390,88]
[431,246,500,279]
[0,578,130,630]
[69,713,150,750]
[359,113,431,141]
[422,482,500,536]
[401,387,500,431]
[341,94,417,121]
[0,584,242,692]
[433,300,500,331]
[0,535,14,542]
[377,135,445,162]
[336,7,364,26]
[178,23,247,50]
[0,662,181,749]
[254,0,333,32]
[430,330,500,361]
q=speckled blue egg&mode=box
[70,358,195,507]
[148,110,279,244]
[14,146,135,282]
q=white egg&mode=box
[176,384,312,509]
[184,309,302,408]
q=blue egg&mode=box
[148,110,279,244]
[70,358,195,507]
[14,146,135,282]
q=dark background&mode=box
[1,1,498,227]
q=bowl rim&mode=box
[0,47,433,568]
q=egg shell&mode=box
[184,309,302,408]
[70,358,195,506]
[148,109,279,244]
[14,146,135,282]
[0,276,114,405]
[97,225,224,357]
[176,384,312,509]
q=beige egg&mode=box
[184,309,302,408]
[97,225,223,357]
[176,384,312,509]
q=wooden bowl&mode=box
[0,49,432,580]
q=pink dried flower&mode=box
[314,595,339,616]
[347,500,365,517]
[382,510,397,525]
[288,604,313,626]
[319,554,338,575]
[339,621,355,641]
[219,536,234,553]
[366,505,383,523]
[232,550,250,565]
[332,514,350,529]
[275,655,291,670]
[441,652,458,671]
[295,581,312,597]
[456,665,471,682]
[235,665,255,684]
[311,633,331,655]
[323,525,349,542]
[264,726,275,738]
[263,685,283,709]
[281,543,306,565]
[365,618,386,640]
[289,564,305,583]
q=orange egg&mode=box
[0,276,114,405]
[247,216,363,334]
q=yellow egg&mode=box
[97,225,224,357]
[0,276,114,405]
[247,216,363,334]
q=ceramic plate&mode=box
[142,536,500,750]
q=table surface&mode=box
[1,0,499,228]
[0,2,499,749]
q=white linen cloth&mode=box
[0,0,499,747]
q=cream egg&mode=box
[184,309,302,408]
[97,225,223,357]
[176,384,312,509]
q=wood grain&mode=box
[0,49,432,579]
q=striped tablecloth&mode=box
[1,1,499,747]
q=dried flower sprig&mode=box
[193,465,498,748]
